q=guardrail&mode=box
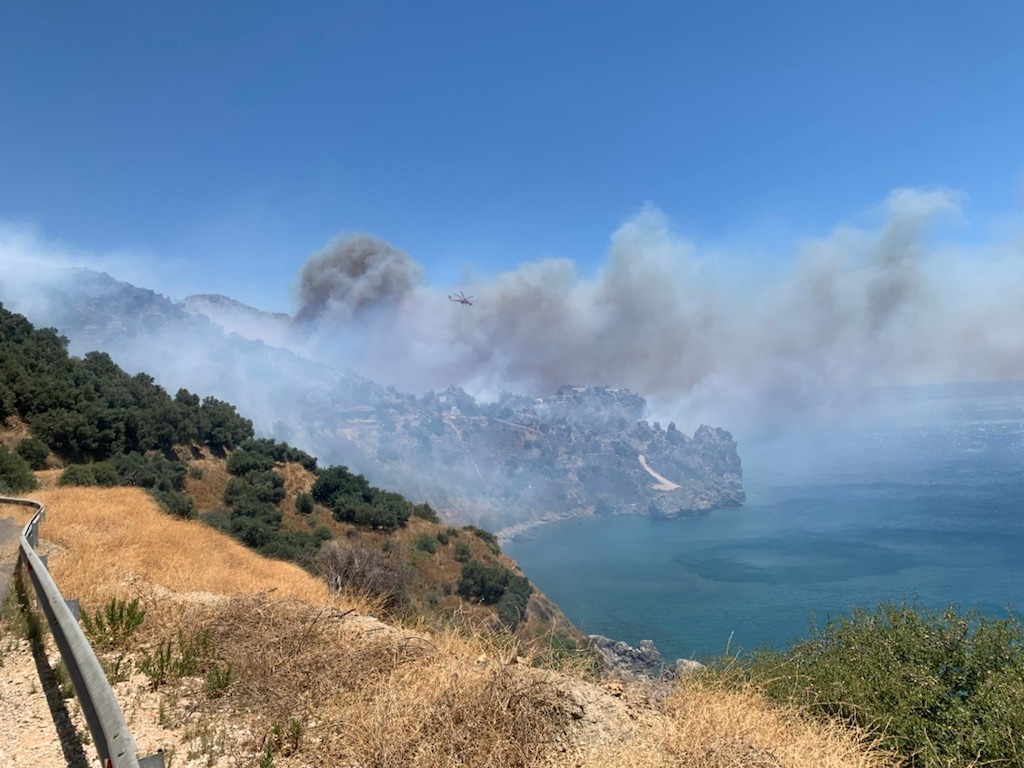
[3,496,163,768]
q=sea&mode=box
[504,380,1024,663]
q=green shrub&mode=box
[0,445,37,493]
[457,560,531,606]
[411,502,439,522]
[90,461,122,487]
[497,591,528,628]
[15,437,50,469]
[226,449,276,476]
[154,489,196,519]
[413,533,439,554]
[296,492,314,515]
[206,663,233,697]
[81,597,146,650]
[741,601,1024,768]
[58,463,97,487]
[453,541,472,563]
[462,525,501,555]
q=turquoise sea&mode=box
[504,381,1024,662]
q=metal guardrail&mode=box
[3,496,163,768]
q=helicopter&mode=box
[448,290,474,305]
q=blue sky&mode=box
[2,1,1023,312]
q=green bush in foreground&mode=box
[740,601,1024,768]
[0,445,37,493]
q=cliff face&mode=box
[348,384,745,530]
[3,269,745,531]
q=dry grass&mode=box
[5,487,898,768]
[27,487,339,610]
[183,457,233,512]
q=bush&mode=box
[15,437,50,469]
[742,601,1024,768]
[497,591,528,629]
[413,533,438,554]
[453,541,472,562]
[296,492,314,515]
[58,463,97,487]
[0,445,37,493]
[81,597,146,650]
[154,489,196,519]
[411,502,439,522]
[226,449,276,476]
[317,541,409,609]
[457,560,532,606]
[462,525,501,555]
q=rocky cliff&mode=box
[1,268,745,532]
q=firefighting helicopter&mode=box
[448,290,474,306]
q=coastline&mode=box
[496,509,598,544]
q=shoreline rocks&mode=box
[587,634,705,681]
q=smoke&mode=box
[3,186,1024,436]
[294,234,422,323]
[289,189,1024,431]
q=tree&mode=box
[296,492,314,515]
[16,437,50,470]
[0,446,37,493]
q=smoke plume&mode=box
[288,188,1024,430]
[3,186,1024,435]
[294,234,422,323]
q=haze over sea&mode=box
[505,380,1024,663]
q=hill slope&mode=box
[1,269,744,530]
[1,488,891,768]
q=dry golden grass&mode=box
[27,487,338,609]
[6,486,897,768]
[183,457,233,512]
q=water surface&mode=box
[505,381,1024,661]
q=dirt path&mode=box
[637,454,681,491]
[0,516,19,609]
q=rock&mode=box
[10,266,746,531]
[665,658,706,679]
[587,635,663,678]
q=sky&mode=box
[3,1,1024,433]
[2,1,1023,314]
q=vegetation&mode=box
[734,600,1024,768]
[457,559,532,628]
[0,302,252,503]
[0,304,553,650]
[462,524,501,555]
[8,487,894,768]
[312,464,419,531]
[0,444,37,493]
[316,540,411,609]
[81,597,147,650]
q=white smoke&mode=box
[3,187,1024,434]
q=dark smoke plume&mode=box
[294,234,422,323]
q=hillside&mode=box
[0,269,745,531]
[0,301,581,642]
[0,488,892,768]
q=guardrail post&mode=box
[139,749,166,767]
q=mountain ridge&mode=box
[2,267,744,531]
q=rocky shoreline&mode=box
[495,501,733,544]
[587,634,705,680]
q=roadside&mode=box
[0,516,20,611]
[0,512,83,767]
